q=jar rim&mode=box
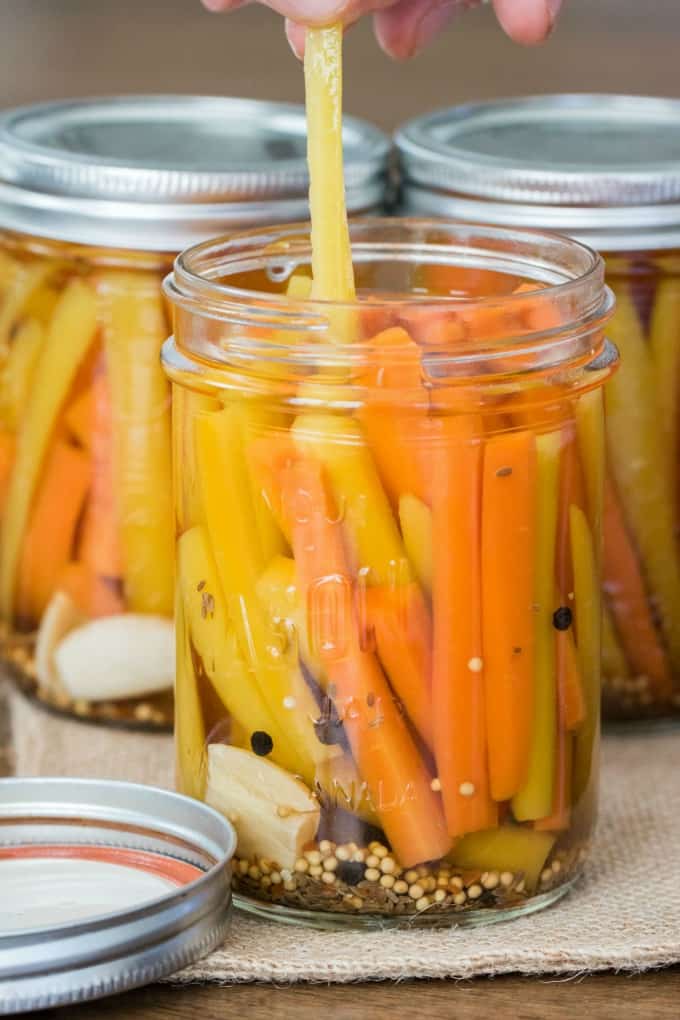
[164,218,613,384]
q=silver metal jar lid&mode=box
[0,95,390,252]
[396,95,680,251]
[0,777,236,1014]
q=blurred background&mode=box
[0,0,679,128]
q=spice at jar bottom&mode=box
[164,216,615,926]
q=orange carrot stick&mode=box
[603,475,672,699]
[57,561,124,618]
[431,415,497,838]
[280,454,451,867]
[16,439,90,623]
[75,372,123,579]
[481,429,537,802]
[364,582,433,749]
[0,431,15,515]
[359,327,431,507]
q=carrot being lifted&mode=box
[431,415,497,839]
[279,453,451,868]
[481,429,537,802]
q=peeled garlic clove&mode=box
[205,743,320,870]
[54,614,174,702]
[35,590,86,697]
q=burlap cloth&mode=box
[4,682,680,983]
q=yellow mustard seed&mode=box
[540,868,553,885]
[238,860,249,876]
[365,868,381,883]
[404,869,419,884]
[434,889,447,904]
[365,854,380,870]
[393,880,408,895]
[453,892,467,906]
[294,859,309,874]
[467,883,483,900]
[305,850,322,866]
[373,845,388,859]
[380,874,395,889]
[323,856,338,872]
[319,840,333,855]
[270,871,282,885]
[248,866,261,881]
[500,871,514,888]
[482,871,499,891]
[309,864,323,878]
[321,871,336,885]
[409,883,425,900]
[336,846,350,861]
[380,857,396,875]
[284,879,297,892]
[415,896,430,911]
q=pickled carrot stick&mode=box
[16,439,90,623]
[57,562,124,619]
[559,627,586,732]
[99,271,174,616]
[481,429,537,802]
[0,278,97,619]
[512,431,562,822]
[280,454,451,867]
[602,475,672,699]
[359,327,431,508]
[0,431,15,516]
[364,583,433,749]
[305,25,355,329]
[570,504,601,804]
[431,415,497,838]
[70,370,123,580]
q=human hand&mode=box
[201,0,563,59]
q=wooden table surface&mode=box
[2,1,680,1016]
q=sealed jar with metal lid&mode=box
[397,94,680,722]
[163,218,615,926]
[0,95,389,729]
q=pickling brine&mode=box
[163,218,615,926]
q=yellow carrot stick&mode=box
[0,318,44,431]
[570,504,601,804]
[482,430,537,802]
[99,271,174,616]
[305,25,355,306]
[0,278,97,618]
[512,431,562,822]
[399,494,434,596]
[175,587,207,802]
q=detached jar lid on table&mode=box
[397,94,680,723]
[0,777,236,1014]
[0,96,389,732]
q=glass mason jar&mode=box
[396,94,680,722]
[163,219,615,927]
[0,96,388,729]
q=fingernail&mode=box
[413,2,460,56]
[546,0,563,27]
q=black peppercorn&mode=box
[336,860,366,886]
[250,731,274,757]
[552,606,573,631]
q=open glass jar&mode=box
[0,96,388,728]
[397,94,680,722]
[163,218,615,926]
